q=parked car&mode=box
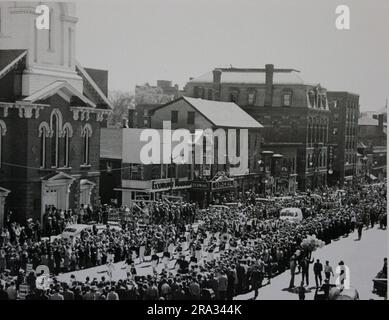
[95,222,122,234]
[61,224,92,240]
[279,207,303,223]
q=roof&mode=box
[358,115,387,127]
[21,81,96,108]
[0,50,27,80]
[157,96,263,128]
[358,116,379,126]
[76,62,113,109]
[189,68,312,86]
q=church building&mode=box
[0,2,112,225]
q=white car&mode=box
[94,223,122,234]
[61,224,92,240]
[279,207,303,223]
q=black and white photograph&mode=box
[0,0,387,308]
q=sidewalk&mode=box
[235,227,387,300]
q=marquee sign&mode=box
[151,179,192,191]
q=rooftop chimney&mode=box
[378,113,384,132]
[213,69,222,84]
[265,64,274,106]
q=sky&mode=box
[73,0,389,111]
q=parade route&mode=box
[235,226,387,300]
[56,226,387,300]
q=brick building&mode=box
[100,128,194,205]
[327,92,360,186]
[0,2,112,225]
[150,96,263,206]
[357,110,387,181]
[184,64,330,191]
[134,81,182,128]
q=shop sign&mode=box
[211,179,235,190]
[151,179,192,191]
[192,181,209,190]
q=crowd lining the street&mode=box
[0,182,386,300]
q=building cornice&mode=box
[0,102,48,118]
[70,106,112,122]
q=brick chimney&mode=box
[213,69,222,84]
[378,113,384,132]
[265,64,274,106]
[212,69,222,101]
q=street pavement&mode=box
[235,226,387,300]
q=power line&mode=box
[0,161,132,174]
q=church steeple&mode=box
[0,2,82,95]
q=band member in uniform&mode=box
[139,238,146,264]
[151,249,160,274]
[162,251,170,270]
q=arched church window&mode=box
[62,123,73,168]
[81,124,92,165]
[38,122,50,168]
[0,120,7,168]
[50,109,63,168]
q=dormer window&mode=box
[308,91,315,107]
[229,90,239,103]
[282,91,292,107]
[248,91,256,105]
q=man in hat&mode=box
[289,254,297,289]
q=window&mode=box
[38,122,49,168]
[207,89,213,100]
[50,113,59,167]
[291,121,298,133]
[171,110,178,123]
[307,154,313,168]
[308,91,315,107]
[332,127,338,136]
[229,90,238,103]
[187,111,195,125]
[248,92,256,105]
[0,120,6,168]
[81,124,92,165]
[128,164,143,180]
[63,130,69,167]
[62,123,73,168]
[151,164,161,180]
[194,87,204,98]
[143,109,148,117]
[282,92,292,106]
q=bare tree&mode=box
[135,83,174,105]
[108,90,135,127]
